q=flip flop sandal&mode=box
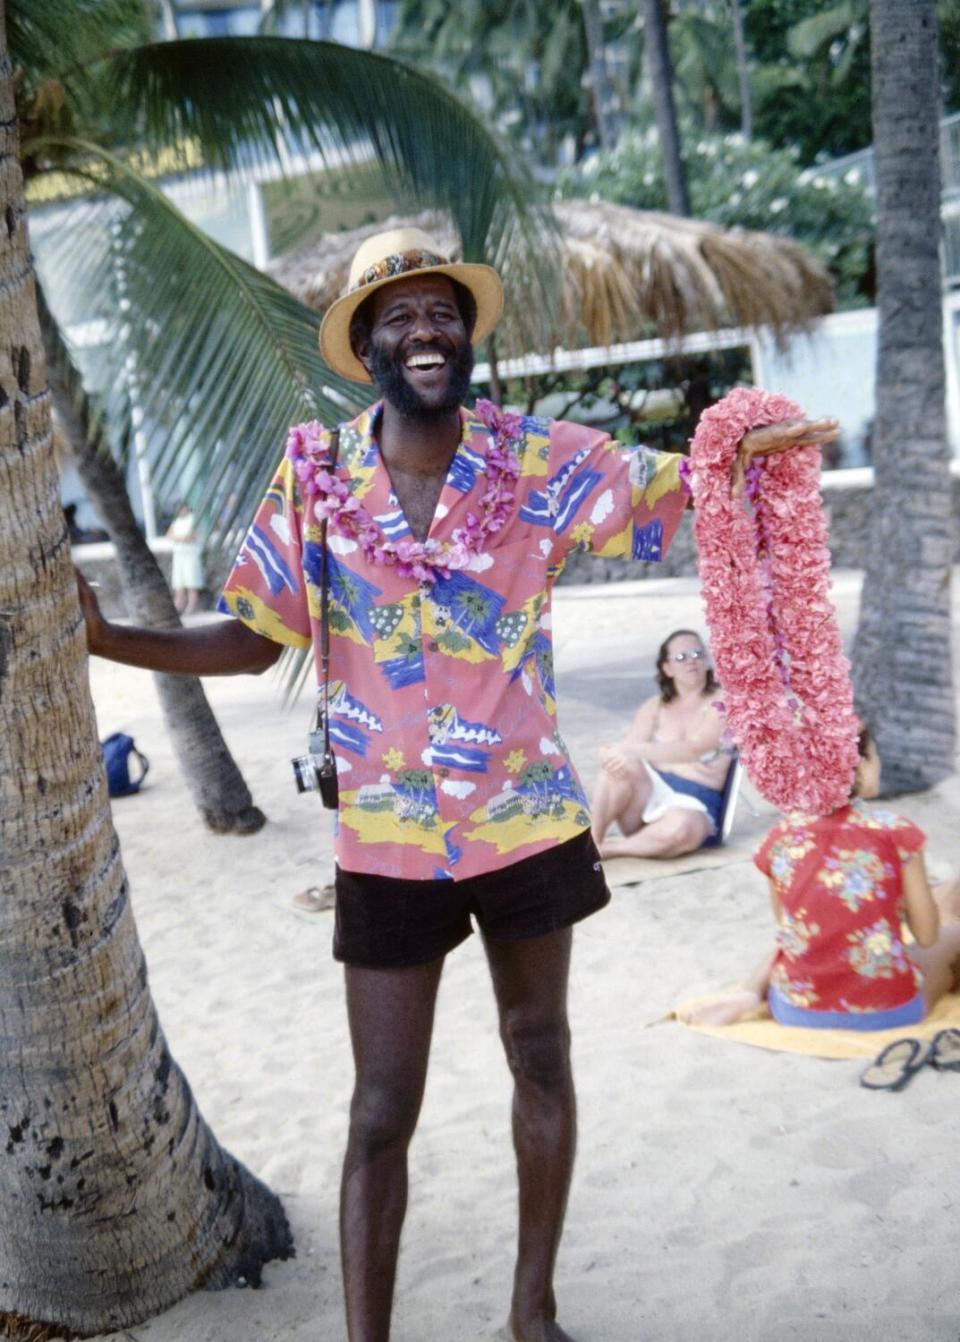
[859,1037,928,1092]
[292,884,336,913]
[928,1027,960,1071]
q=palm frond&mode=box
[76,35,552,270]
[8,0,149,85]
[787,3,856,60]
[31,137,365,548]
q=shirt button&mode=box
[438,767,450,778]
[428,640,439,652]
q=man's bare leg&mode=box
[485,926,578,1342]
[600,807,711,859]
[340,957,444,1342]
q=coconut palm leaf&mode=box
[9,0,148,86]
[787,2,859,60]
[671,11,742,120]
[31,137,364,544]
[79,35,552,269]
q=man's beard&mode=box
[370,340,475,420]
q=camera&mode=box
[291,729,339,809]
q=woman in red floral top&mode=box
[678,728,960,1030]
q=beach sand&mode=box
[83,572,960,1342]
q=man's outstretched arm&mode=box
[76,568,284,677]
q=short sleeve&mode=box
[892,816,926,862]
[218,453,312,650]
[751,815,789,880]
[866,807,927,863]
[753,827,779,878]
[544,420,689,566]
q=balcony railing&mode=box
[816,111,960,285]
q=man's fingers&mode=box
[730,454,747,498]
[743,418,839,451]
[795,428,841,447]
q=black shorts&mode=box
[333,830,611,969]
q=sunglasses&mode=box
[669,650,706,663]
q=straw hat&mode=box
[318,226,504,383]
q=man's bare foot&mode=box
[675,987,761,1027]
[508,1312,578,1342]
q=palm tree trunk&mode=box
[851,0,955,792]
[0,39,291,1340]
[642,0,691,217]
[39,295,266,835]
[729,0,752,140]
[578,0,620,152]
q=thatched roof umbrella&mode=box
[267,200,834,362]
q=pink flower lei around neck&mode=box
[689,386,859,816]
[285,399,522,583]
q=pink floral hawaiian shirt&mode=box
[754,802,927,1018]
[220,401,688,880]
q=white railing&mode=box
[817,112,960,285]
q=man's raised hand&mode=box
[731,416,840,497]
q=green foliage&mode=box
[500,347,752,454]
[745,0,872,162]
[558,128,874,305]
[34,138,363,534]
[744,0,960,163]
[668,2,746,134]
[82,36,543,262]
[10,0,148,92]
[384,0,960,176]
[388,0,635,159]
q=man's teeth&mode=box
[406,352,446,368]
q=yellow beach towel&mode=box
[672,991,960,1060]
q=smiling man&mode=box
[77,227,838,1342]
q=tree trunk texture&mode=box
[642,0,691,217]
[852,0,955,792]
[0,44,292,1341]
[729,0,753,140]
[38,300,266,835]
[578,0,620,152]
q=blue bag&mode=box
[101,732,150,797]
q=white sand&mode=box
[84,572,960,1342]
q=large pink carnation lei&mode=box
[286,399,521,583]
[689,386,859,816]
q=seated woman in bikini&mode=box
[591,629,731,859]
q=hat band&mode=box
[352,249,449,293]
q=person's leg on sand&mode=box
[485,926,578,1342]
[933,876,960,922]
[590,760,650,847]
[600,806,712,859]
[340,958,444,1342]
[908,920,960,1015]
[675,949,777,1027]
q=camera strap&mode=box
[317,425,341,759]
